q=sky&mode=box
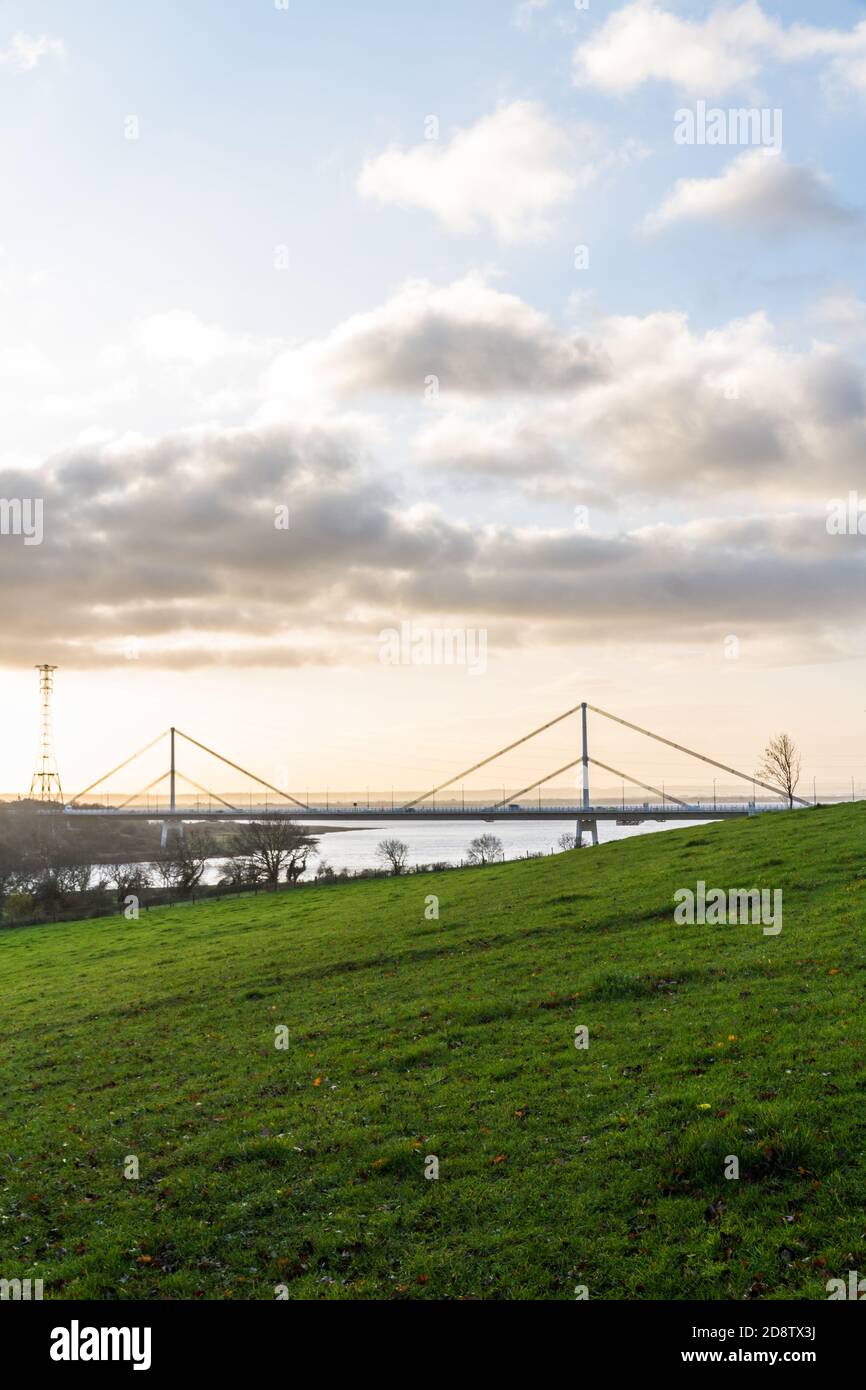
[2,0,866,801]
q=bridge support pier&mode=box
[578,816,599,847]
[159,820,185,850]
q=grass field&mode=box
[1,803,864,1301]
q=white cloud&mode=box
[0,269,287,465]
[643,151,860,235]
[572,0,866,97]
[133,310,275,368]
[0,32,65,71]
[357,101,585,243]
[572,1,778,95]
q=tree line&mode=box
[0,818,318,926]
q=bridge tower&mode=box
[159,726,183,848]
[578,701,598,847]
[30,664,64,803]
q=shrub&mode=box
[3,891,35,925]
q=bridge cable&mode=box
[488,759,581,808]
[68,730,170,806]
[487,756,694,810]
[587,705,810,806]
[115,771,171,811]
[402,701,584,809]
[175,771,240,813]
[175,729,310,811]
[586,757,693,809]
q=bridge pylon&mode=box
[577,702,597,846]
[69,727,310,816]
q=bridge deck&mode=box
[63,803,786,823]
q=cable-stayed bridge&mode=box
[62,702,807,846]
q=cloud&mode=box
[0,32,65,71]
[4,281,866,671]
[133,310,277,368]
[413,306,866,504]
[2,421,865,669]
[0,419,400,668]
[572,1,779,95]
[572,1,866,97]
[0,268,290,466]
[262,274,603,405]
[357,101,586,243]
[642,151,861,235]
[8,269,865,519]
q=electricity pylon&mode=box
[30,665,63,802]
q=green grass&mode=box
[1,803,865,1301]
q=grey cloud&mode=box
[414,310,866,502]
[2,420,863,669]
[265,276,605,401]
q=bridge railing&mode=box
[65,799,794,816]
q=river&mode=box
[199,814,712,882]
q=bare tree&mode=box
[555,832,581,852]
[152,829,214,894]
[61,862,96,895]
[376,838,410,875]
[152,856,179,890]
[219,857,259,888]
[22,829,96,918]
[756,733,802,809]
[181,829,216,891]
[110,863,152,909]
[232,820,317,889]
[466,833,504,866]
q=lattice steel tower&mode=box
[30,664,63,802]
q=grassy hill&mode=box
[1,803,864,1301]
